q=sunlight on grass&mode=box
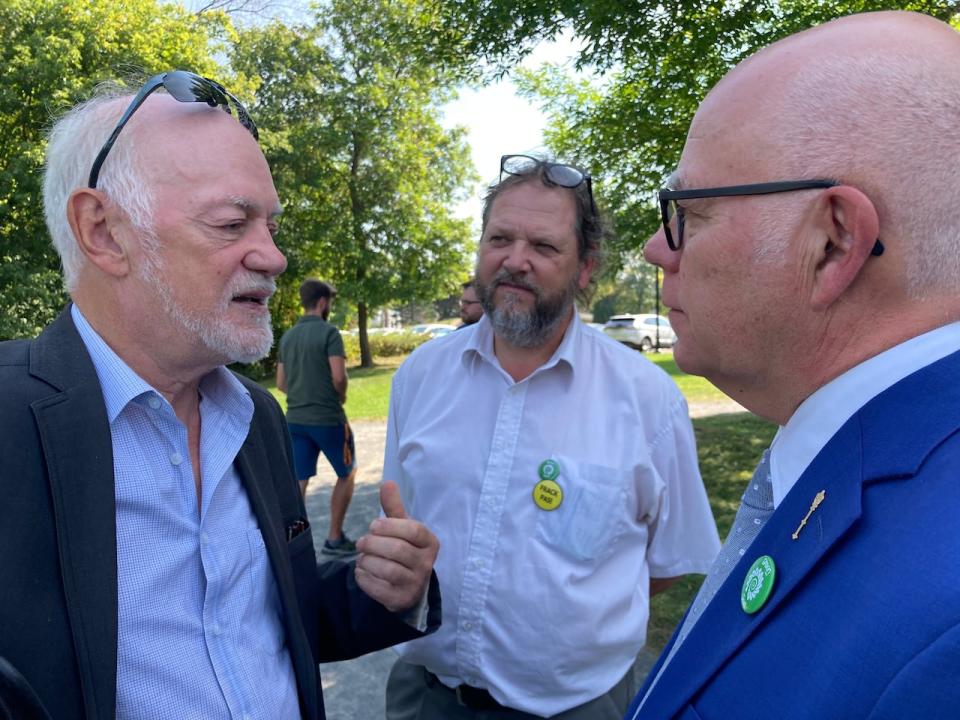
[264,357,404,420]
[646,351,728,403]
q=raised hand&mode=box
[354,481,439,613]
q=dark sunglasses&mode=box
[500,154,596,215]
[658,179,884,256]
[88,70,258,188]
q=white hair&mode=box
[769,51,960,297]
[43,85,157,293]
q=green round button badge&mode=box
[741,555,776,614]
[538,459,561,481]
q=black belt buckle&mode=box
[454,684,501,711]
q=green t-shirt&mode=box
[279,315,347,425]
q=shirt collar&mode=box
[71,304,252,425]
[770,321,960,507]
[460,308,582,381]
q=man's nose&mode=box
[501,241,534,274]
[245,226,287,277]
[644,225,679,274]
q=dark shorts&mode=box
[288,422,355,480]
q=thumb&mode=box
[380,480,408,520]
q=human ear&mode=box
[577,256,596,290]
[66,188,131,278]
[808,185,880,311]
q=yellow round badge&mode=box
[533,479,563,511]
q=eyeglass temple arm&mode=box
[87,81,163,188]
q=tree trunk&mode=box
[358,301,373,368]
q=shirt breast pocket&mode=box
[534,457,629,563]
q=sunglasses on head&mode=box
[499,154,597,215]
[88,70,258,188]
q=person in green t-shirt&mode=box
[277,279,357,557]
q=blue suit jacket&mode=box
[0,308,440,720]
[628,349,960,720]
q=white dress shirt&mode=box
[384,313,720,716]
[770,322,960,507]
[72,306,300,719]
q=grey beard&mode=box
[478,271,577,349]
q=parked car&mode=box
[602,314,676,351]
[410,323,455,339]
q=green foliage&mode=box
[340,331,431,362]
[590,257,657,322]
[442,0,958,261]
[0,0,234,338]
[231,0,477,366]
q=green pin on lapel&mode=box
[741,555,776,614]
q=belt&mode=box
[425,670,506,711]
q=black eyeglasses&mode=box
[88,70,258,188]
[658,179,884,256]
[500,154,596,214]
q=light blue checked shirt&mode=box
[72,306,301,719]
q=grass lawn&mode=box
[647,351,729,404]
[261,349,777,657]
[262,350,727,418]
[646,412,777,654]
[263,357,404,420]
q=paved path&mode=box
[305,397,747,720]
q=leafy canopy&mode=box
[0,0,233,338]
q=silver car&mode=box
[602,314,676,351]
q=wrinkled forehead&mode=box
[135,95,272,180]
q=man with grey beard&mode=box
[0,72,441,719]
[382,154,719,720]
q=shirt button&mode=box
[473,559,483,568]
[200,532,210,547]
[148,396,161,409]
[169,452,183,466]
[212,623,221,635]
[463,621,473,631]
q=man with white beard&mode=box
[0,71,441,720]
[382,154,719,720]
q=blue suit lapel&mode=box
[637,426,865,719]
[30,308,118,719]
[634,348,960,719]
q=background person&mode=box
[383,154,720,720]
[278,279,358,557]
[0,72,440,720]
[457,280,483,327]
[629,11,960,719]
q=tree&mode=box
[232,0,476,367]
[0,0,233,338]
[439,0,958,264]
[590,259,657,323]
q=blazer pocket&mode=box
[287,525,315,558]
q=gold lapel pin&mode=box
[792,490,826,540]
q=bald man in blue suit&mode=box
[630,10,960,719]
